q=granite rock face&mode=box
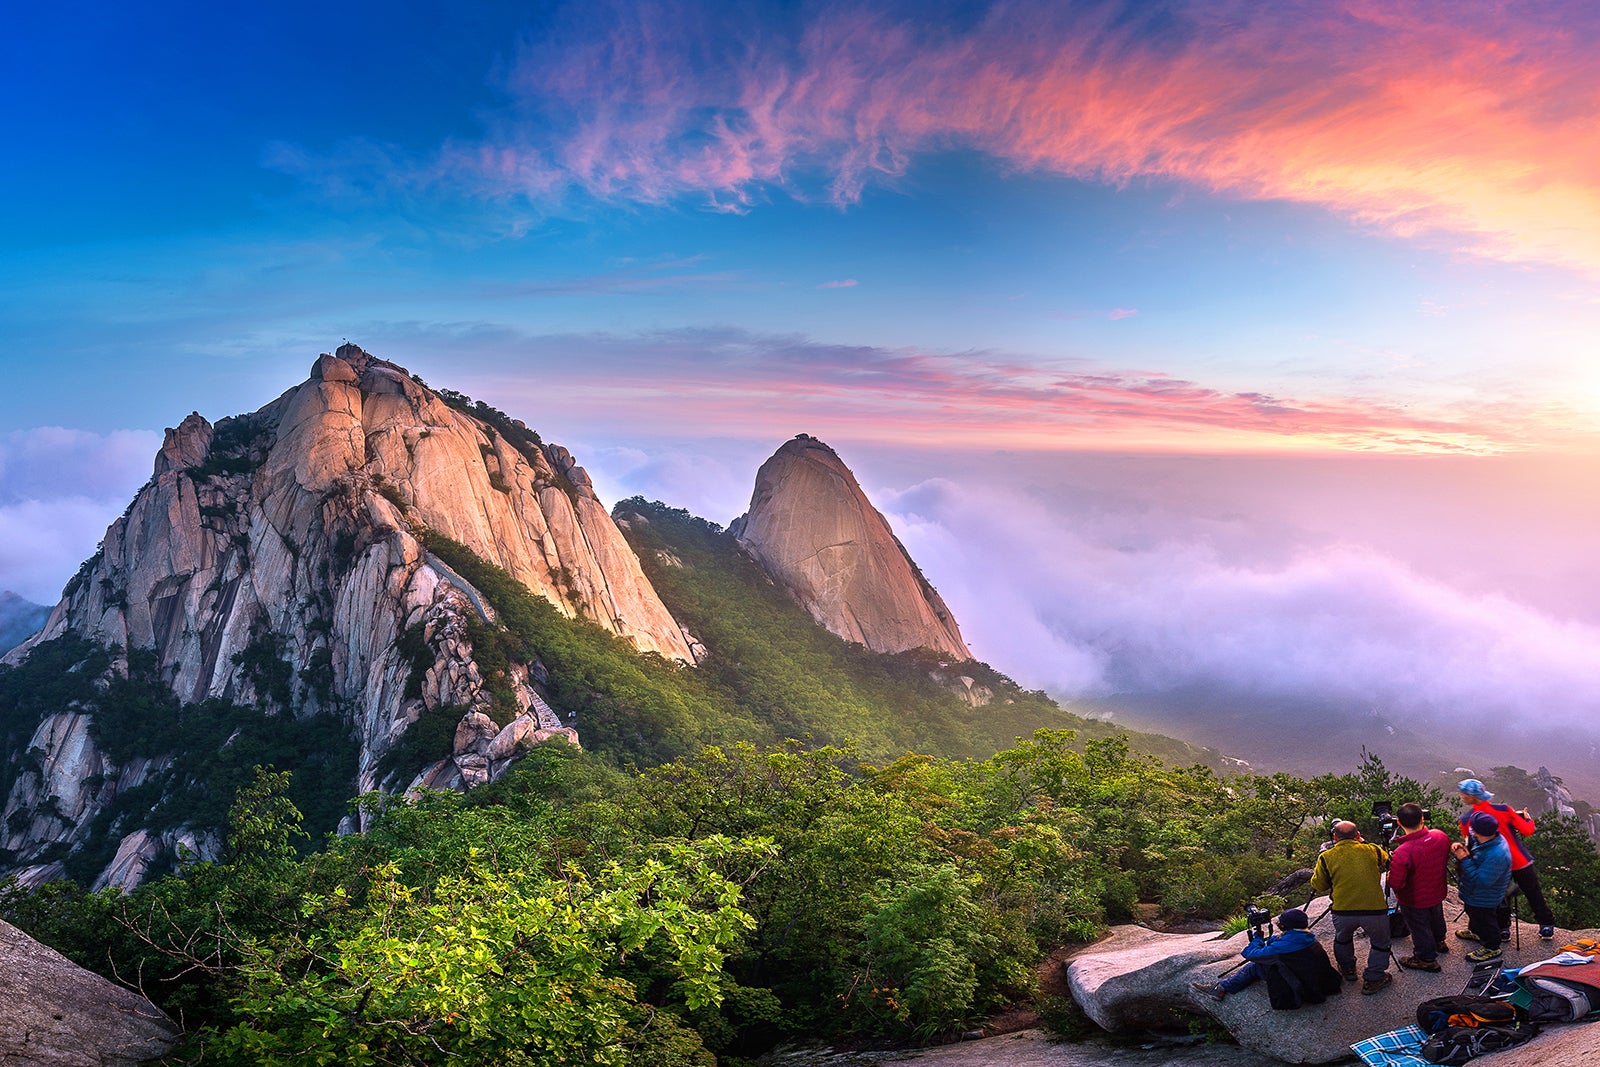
[0,917,178,1065]
[730,435,970,660]
[1,344,689,887]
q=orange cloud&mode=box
[485,0,1600,276]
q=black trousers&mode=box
[1399,901,1447,961]
[1496,864,1556,929]
[1464,903,1502,949]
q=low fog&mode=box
[0,428,162,605]
[867,451,1600,792]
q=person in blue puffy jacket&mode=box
[1453,810,1512,963]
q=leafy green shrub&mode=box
[1037,993,1099,1042]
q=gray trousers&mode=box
[1332,912,1392,981]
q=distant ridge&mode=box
[0,593,49,656]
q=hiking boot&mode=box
[1465,946,1504,963]
[1399,956,1442,973]
[1540,926,1555,940]
[1341,966,1359,982]
[1456,928,1480,941]
[1362,973,1393,995]
[1191,981,1226,1001]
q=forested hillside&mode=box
[613,497,1218,768]
[16,738,1600,1065]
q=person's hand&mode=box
[1451,842,1469,859]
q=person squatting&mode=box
[1191,778,1551,1008]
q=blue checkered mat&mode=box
[1350,1023,1431,1067]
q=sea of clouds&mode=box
[576,440,1600,752]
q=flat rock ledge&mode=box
[1,918,178,1065]
[1067,897,1600,1065]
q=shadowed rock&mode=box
[1,917,178,1065]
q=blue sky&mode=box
[4,0,1600,762]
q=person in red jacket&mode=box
[1456,778,1557,940]
[1387,802,1452,971]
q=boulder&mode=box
[0,917,178,1065]
[1068,895,1595,1064]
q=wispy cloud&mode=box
[817,278,858,289]
[381,323,1588,454]
[491,256,741,297]
[399,0,1595,277]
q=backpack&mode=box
[1415,995,1522,1034]
[1523,975,1595,1022]
[1419,1021,1538,1065]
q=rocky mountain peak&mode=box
[152,412,214,477]
[1,344,697,888]
[730,434,971,660]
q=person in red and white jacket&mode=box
[1387,802,1452,971]
[1456,778,1557,940]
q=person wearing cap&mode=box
[1191,907,1343,1009]
[1388,802,1452,972]
[1453,810,1513,962]
[1455,777,1557,941]
[1309,820,1393,994]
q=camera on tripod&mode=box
[1372,801,1399,847]
[1246,902,1273,941]
[1370,800,1428,848]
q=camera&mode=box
[1372,801,1398,848]
[1246,903,1273,941]
[1370,800,1429,848]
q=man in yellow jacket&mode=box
[1310,820,1392,995]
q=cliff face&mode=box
[729,435,971,660]
[1,345,694,887]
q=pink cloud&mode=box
[458,0,1600,277]
[461,327,1588,455]
[818,278,859,289]
[1107,308,1138,320]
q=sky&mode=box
[3,1,1599,775]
